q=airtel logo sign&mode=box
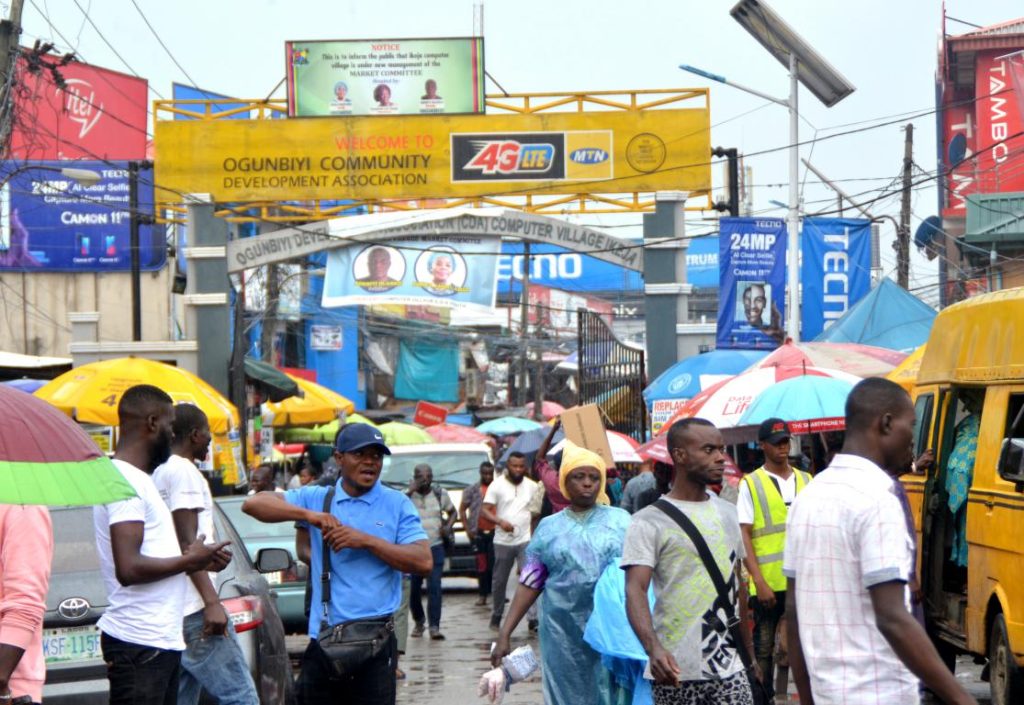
[61,78,103,139]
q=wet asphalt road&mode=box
[288,578,993,705]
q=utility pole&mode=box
[518,242,530,407]
[128,160,154,341]
[897,124,913,290]
[0,0,25,154]
[261,264,280,362]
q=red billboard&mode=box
[9,55,148,160]
[974,50,1024,197]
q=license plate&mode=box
[43,625,102,664]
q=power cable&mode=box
[127,0,201,90]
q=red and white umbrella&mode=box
[656,365,861,434]
[551,430,642,465]
[752,342,906,378]
[524,401,566,421]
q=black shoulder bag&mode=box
[314,487,395,679]
[653,499,771,705]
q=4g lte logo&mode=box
[451,132,567,182]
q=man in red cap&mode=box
[737,418,811,702]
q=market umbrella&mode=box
[0,385,136,505]
[637,436,671,464]
[738,375,855,434]
[644,349,769,404]
[2,378,47,394]
[524,401,566,421]
[753,342,906,378]
[499,426,565,465]
[276,413,379,443]
[425,423,491,445]
[243,356,300,403]
[657,365,862,435]
[378,422,435,447]
[476,417,543,436]
[887,344,927,392]
[264,375,355,428]
[551,431,643,465]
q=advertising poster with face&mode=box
[716,218,788,350]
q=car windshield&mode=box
[381,451,490,489]
[216,497,297,539]
[51,507,101,574]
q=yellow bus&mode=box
[907,287,1024,705]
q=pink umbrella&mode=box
[552,430,642,464]
[637,436,671,464]
[657,365,861,434]
[753,342,906,378]
[525,401,566,421]
[425,423,491,445]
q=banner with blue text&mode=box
[800,217,872,340]
[716,218,787,350]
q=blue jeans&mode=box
[410,543,445,628]
[177,608,259,705]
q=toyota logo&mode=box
[57,597,91,620]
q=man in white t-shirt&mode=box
[784,378,977,705]
[480,452,539,631]
[94,385,232,705]
[153,404,257,704]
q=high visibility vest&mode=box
[745,466,811,594]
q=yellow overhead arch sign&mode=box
[154,105,710,205]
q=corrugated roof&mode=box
[948,16,1024,52]
[957,18,1024,38]
[965,192,1024,244]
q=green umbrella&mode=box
[378,422,435,447]
[0,386,136,505]
[243,357,300,402]
[276,413,379,443]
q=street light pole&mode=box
[128,160,154,342]
[787,53,801,341]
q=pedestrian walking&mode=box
[480,451,540,631]
[406,463,457,640]
[784,378,978,705]
[737,418,811,702]
[0,503,52,705]
[492,441,631,704]
[623,417,759,705]
[242,422,432,705]
[152,403,258,704]
[620,460,656,514]
[460,461,496,606]
[94,385,231,705]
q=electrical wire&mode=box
[127,0,201,90]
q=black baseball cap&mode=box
[334,423,391,455]
[758,418,792,444]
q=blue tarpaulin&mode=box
[394,339,460,402]
[813,278,936,353]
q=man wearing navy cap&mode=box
[737,417,812,702]
[243,423,432,705]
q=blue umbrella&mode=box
[738,375,854,433]
[644,350,768,405]
[498,426,565,465]
[2,378,47,394]
[476,416,543,436]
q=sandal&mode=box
[395,668,406,680]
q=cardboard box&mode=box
[560,404,614,468]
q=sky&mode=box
[15,0,1024,306]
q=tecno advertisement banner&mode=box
[974,50,1024,196]
[716,218,787,350]
[287,37,485,117]
[322,235,500,311]
[10,56,148,160]
[154,107,711,203]
[0,161,164,271]
[800,218,872,340]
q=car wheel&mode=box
[989,613,1024,705]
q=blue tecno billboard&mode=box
[0,160,163,272]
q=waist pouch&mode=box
[315,616,394,679]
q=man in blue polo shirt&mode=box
[243,423,432,704]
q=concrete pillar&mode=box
[643,192,692,381]
[183,195,231,398]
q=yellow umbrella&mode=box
[887,344,927,392]
[35,357,240,434]
[264,375,355,428]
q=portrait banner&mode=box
[322,234,500,312]
[716,217,787,350]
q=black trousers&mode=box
[296,633,397,705]
[474,531,495,597]
[101,632,181,705]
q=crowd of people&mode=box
[0,378,985,705]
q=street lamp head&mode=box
[730,0,855,107]
[59,167,103,187]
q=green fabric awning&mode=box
[243,357,299,402]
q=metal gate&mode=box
[577,310,647,443]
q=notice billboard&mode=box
[800,218,872,340]
[287,37,484,117]
[0,161,164,272]
[322,235,500,312]
[10,56,148,160]
[154,107,711,203]
[716,218,787,350]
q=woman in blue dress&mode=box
[492,440,632,705]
